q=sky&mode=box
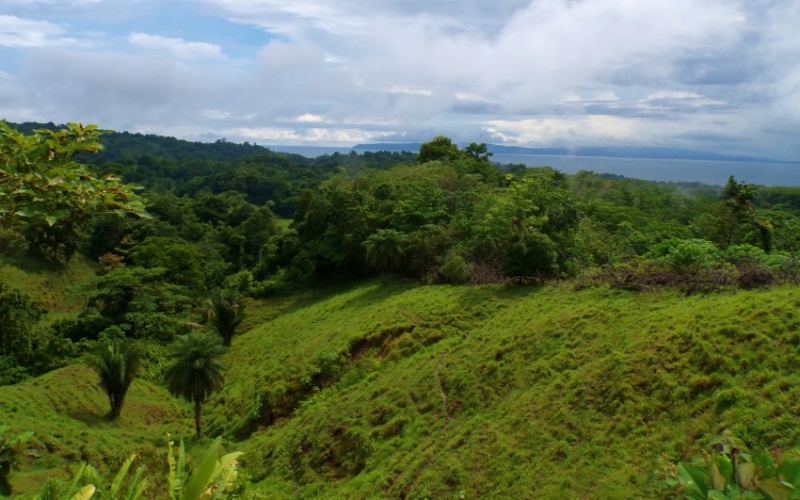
[1,0,799,160]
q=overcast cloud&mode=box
[0,0,798,159]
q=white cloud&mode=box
[0,15,76,47]
[3,0,100,5]
[296,114,325,123]
[220,126,391,145]
[387,86,433,97]
[1,0,800,159]
[128,33,223,59]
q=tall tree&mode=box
[91,339,141,420]
[0,121,148,262]
[417,136,461,164]
[164,333,226,439]
[362,229,409,276]
[205,288,245,347]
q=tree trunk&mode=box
[195,400,204,440]
[108,394,120,420]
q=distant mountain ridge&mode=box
[3,120,778,163]
[353,142,777,163]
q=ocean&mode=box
[266,146,800,187]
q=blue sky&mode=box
[1,0,799,160]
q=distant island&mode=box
[353,143,778,163]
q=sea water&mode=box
[266,146,800,187]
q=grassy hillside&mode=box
[0,365,193,494]
[208,280,800,498]
[4,266,800,497]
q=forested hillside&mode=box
[3,122,800,498]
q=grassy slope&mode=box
[210,280,800,498]
[0,365,193,494]
[0,252,96,315]
[0,253,195,495]
[3,251,800,498]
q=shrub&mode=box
[440,253,472,284]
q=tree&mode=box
[463,142,492,161]
[0,122,148,262]
[131,237,207,292]
[0,284,44,362]
[205,288,245,347]
[91,339,141,420]
[503,229,559,279]
[362,229,409,276]
[417,136,462,164]
[164,333,226,439]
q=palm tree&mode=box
[164,333,226,439]
[91,339,140,420]
[362,229,409,276]
[206,288,245,347]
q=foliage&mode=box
[647,238,722,274]
[362,229,409,275]
[31,436,242,500]
[164,334,227,439]
[167,435,242,500]
[130,237,209,292]
[0,283,44,361]
[56,454,147,500]
[417,136,462,164]
[439,252,473,284]
[0,122,147,262]
[90,338,141,420]
[77,266,192,339]
[655,432,800,499]
[204,288,246,347]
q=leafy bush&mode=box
[0,284,45,362]
[440,252,472,284]
[653,432,800,499]
[648,238,722,274]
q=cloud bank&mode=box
[0,0,799,159]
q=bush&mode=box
[648,238,721,274]
[723,244,768,266]
[440,253,472,284]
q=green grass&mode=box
[5,261,800,498]
[0,252,96,313]
[0,364,193,495]
[208,281,800,498]
[275,217,294,229]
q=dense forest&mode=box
[3,121,800,498]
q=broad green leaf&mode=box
[753,450,777,477]
[63,463,88,499]
[181,437,221,500]
[71,484,96,500]
[110,454,137,496]
[82,465,103,490]
[216,451,243,491]
[737,460,757,491]
[124,466,147,500]
[167,438,180,500]
[759,478,791,500]
[778,460,800,487]
[708,490,730,500]
[713,455,733,491]
[678,463,708,499]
